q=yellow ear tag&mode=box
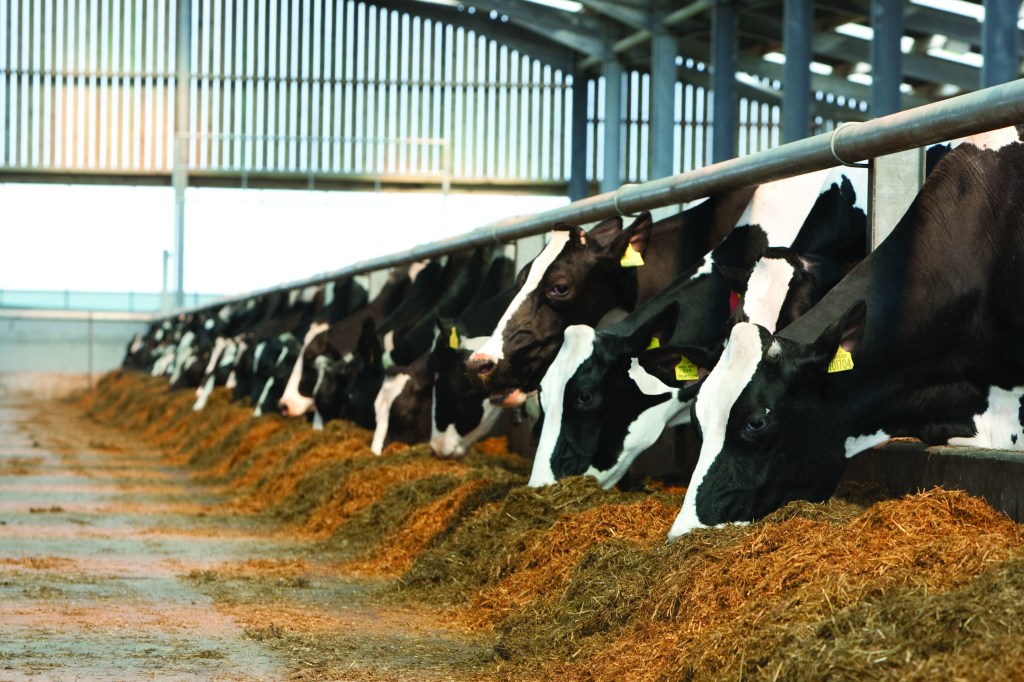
[674,355,700,381]
[448,327,460,350]
[646,337,661,351]
[827,347,854,373]
[620,243,645,268]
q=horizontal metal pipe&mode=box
[167,78,1024,318]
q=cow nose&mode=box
[277,401,291,416]
[466,353,496,376]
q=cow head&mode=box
[429,319,502,458]
[465,213,653,406]
[277,321,330,417]
[338,318,387,430]
[669,302,866,540]
[371,358,434,455]
[530,323,679,488]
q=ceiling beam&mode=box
[575,0,651,31]
[375,0,577,71]
[461,0,615,60]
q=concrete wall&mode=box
[0,311,149,399]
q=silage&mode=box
[84,371,1024,681]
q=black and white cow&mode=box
[465,187,757,408]
[528,166,869,489]
[368,253,516,454]
[668,126,1024,539]
[276,264,417,419]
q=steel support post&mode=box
[649,31,677,180]
[711,0,738,163]
[568,72,590,201]
[870,0,903,117]
[782,0,812,143]
[982,0,1020,87]
[172,0,192,309]
[600,59,624,193]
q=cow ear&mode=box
[587,215,624,243]
[811,300,866,373]
[713,263,752,295]
[639,343,719,388]
[610,211,653,266]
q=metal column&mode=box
[711,0,738,163]
[870,0,903,117]
[601,60,624,193]
[649,31,677,180]
[568,72,590,201]
[172,0,192,309]
[982,0,1020,87]
[782,0,812,143]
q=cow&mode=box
[428,284,518,457]
[667,126,1024,540]
[368,253,516,454]
[276,264,417,419]
[464,187,758,409]
[528,166,868,489]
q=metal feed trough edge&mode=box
[174,78,1024,317]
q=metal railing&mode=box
[0,289,222,313]
[170,78,1024,317]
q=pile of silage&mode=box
[84,371,1024,681]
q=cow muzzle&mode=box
[465,352,497,378]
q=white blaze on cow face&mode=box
[471,231,572,365]
[168,331,197,386]
[582,359,692,489]
[742,257,797,334]
[530,324,597,487]
[370,373,412,455]
[669,322,765,540]
[278,321,329,418]
[193,337,230,411]
[947,385,1024,450]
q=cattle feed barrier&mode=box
[147,78,1024,522]
[172,77,1024,316]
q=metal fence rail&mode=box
[173,78,1024,316]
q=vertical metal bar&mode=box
[163,0,172,169]
[26,0,34,166]
[649,30,674,180]
[460,29,469,177]
[217,0,226,167]
[711,0,737,163]
[206,0,215,166]
[3,0,11,166]
[262,0,271,168]
[382,8,390,174]
[173,0,191,309]
[568,70,587,200]
[116,0,124,166]
[273,0,282,170]
[600,59,622,192]
[139,0,150,168]
[71,0,79,167]
[782,0,811,142]
[50,0,59,167]
[870,0,902,117]
[150,0,160,168]
[523,55,532,179]
[104,0,113,166]
[982,0,1018,87]
[226,0,235,168]
[361,2,370,172]
[238,0,247,170]
[316,0,326,171]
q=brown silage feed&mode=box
[85,371,1024,681]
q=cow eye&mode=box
[576,391,593,407]
[743,414,769,436]
[549,283,570,297]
